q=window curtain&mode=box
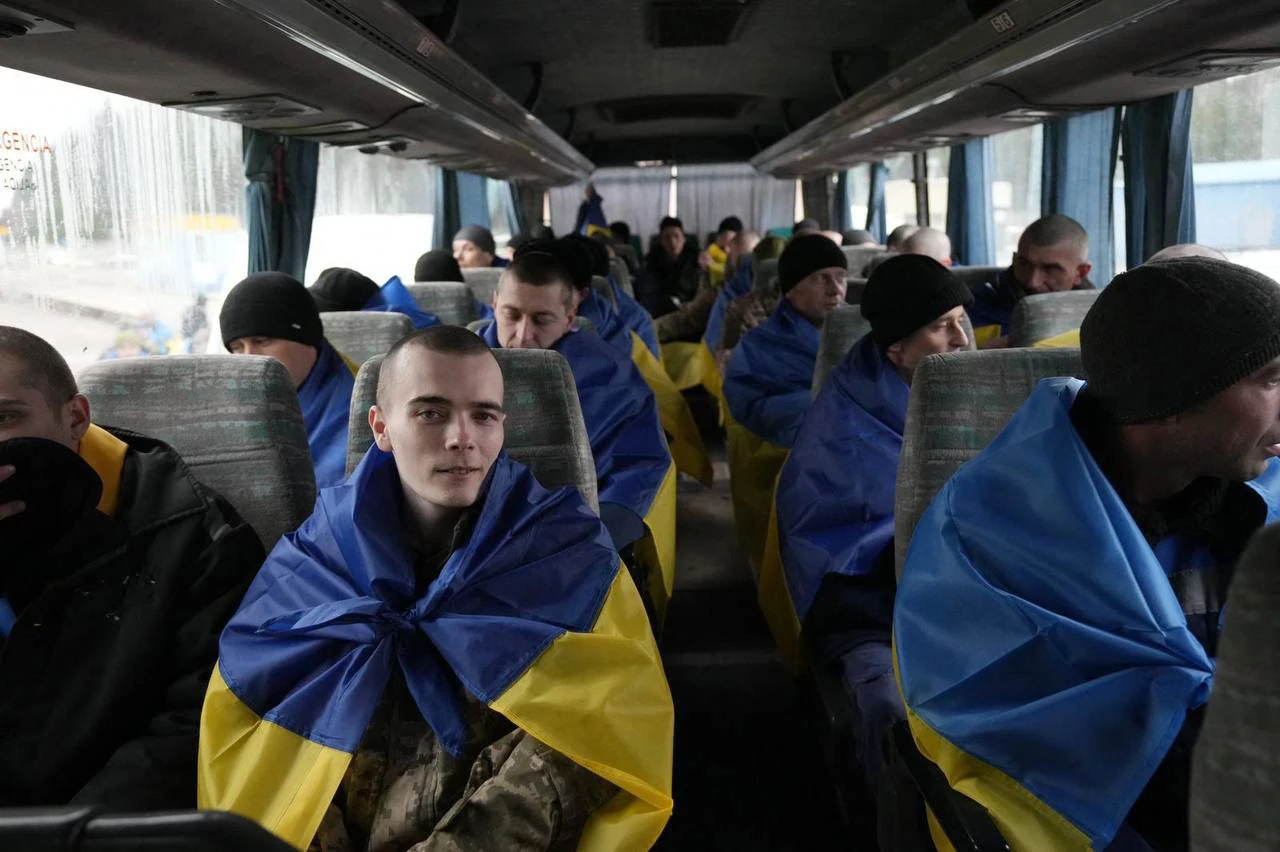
[675,163,797,239]
[1041,108,1119,284]
[833,170,851,232]
[1122,90,1197,267]
[512,182,544,233]
[244,127,319,281]
[432,168,490,248]
[946,138,995,267]
[549,166,672,244]
[866,161,888,243]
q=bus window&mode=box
[926,147,950,230]
[991,123,1044,265]
[847,164,871,232]
[883,153,918,234]
[1191,65,1280,279]
[485,177,517,254]
[0,67,244,369]
[305,147,436,286]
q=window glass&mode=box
[847,164,871,231]
[306,148,436,287]
[990,124,1044,265]
[0,67,245,368]
[1190,65,1280,279]
[485,177,515,253]
[926,147,950,231]
[883,152,917,233]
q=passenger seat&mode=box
[319,311,413,366]
[78,354,316,550]
[405,281,475,325]
[461,267,504,306]
[811,306,871,396]
[1007,291,1099,347]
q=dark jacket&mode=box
[0,427,263,810]
[968,266,1095,333]
[636,245,701,318]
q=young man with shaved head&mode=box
[901,226,953,267]
[0,326,262,810]
[200,325,673,851]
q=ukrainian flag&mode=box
[199,448,674,851]
[632,332,713,485]
[366,275,441,329]
[895,378,1280,849]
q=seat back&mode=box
[609,256,634,297]
[461,267,504,305]
[812,306,872,396]
[842,245,883,275]
[754,257,779,292]
[894,348,1085,578]
[346,349,598,509]
[845,277,868,305]
[1191,523,1280,851]
[950,265,1003,297]
[78,354,316,551]
[1007,291,1099,347]
[591,275,619,308]
[319,312,413,365]
[405,282,475,326]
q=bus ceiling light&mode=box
[165,94,322,123]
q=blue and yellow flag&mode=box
[723,300,819,450]
[704,258,753,354]
[365,275,441,329]
[478,322,679,613]
[759,335,905,667]
[895,378,1280,849]
[611,279,661,359]
[199,448,674,851]
[297,341,355,490]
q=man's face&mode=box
[1168,356,1280,482]
[1012,239,1092,295]
[885,306,970,384]
[716,230,736,251]
[370,348,506,515]
[493,276,575,350]
[453,239,494,269]
[0,355,88,450]
[785,267,848,325]
[228,336,317,388]
[660,226,686,259]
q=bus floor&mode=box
[655,441,849,851]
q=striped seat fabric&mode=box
[1007,291,1099,347]
[893,348,1085,578]
[78,354,315,550]
[461,267,504,306]
[811,306,871,396]
[406,282,475,326]
[609,257,635,297]
[842,245,883,275]
[346,348,598,510]
[319,311,412,366]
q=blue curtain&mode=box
[244,128,319,281]
[504,181,526,236]
[432,169,491,247]
[457,171,490,230]
[834,171,851,232]
[1040,108,1119,284]
[1122,90,1197,267]
[866,161,888,243]
[945,139,995,266]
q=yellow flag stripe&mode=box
[757,495,805,671]
[1031,328,1081,349]
[632,332,713,485]
[80,424,128,517]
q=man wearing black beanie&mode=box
[221,271,355,489]
[452,225,509,270]
[893,257,1280,851]
[761,254,972,792]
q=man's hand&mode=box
[0,465,24,520]
[697,250,711,271]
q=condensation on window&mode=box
[0,67,245,370]
[304,146,436,287]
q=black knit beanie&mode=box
[220,272,323,351]
[860,255,974,346]
[309,267,378,313]
[414,249,465,283]
[453,225,496,255]
[778,233,848,293]
[718,216,744,234]
[1081,257,1280,423]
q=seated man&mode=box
[894,258,1280,851]
[901,226,953,267]
[475,245,677,611]
[0,326,262,809]
[199,326,673,851]
[452,224,509,269]
[310,266,439,329]
[712,235,786,359]
[969,213,1094,346]
[699,215,744,288]
[723,234,847,568]
[761,256,972,790]
[580,234,660,357]
[657,231,760,345]
[885,223,919,252]
[636,216,701,318]
[415,248,493,321]
[725,233,849,449]
[221,272,355,489]
[843,228,879,247]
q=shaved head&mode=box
[1147,243,1228,263]
[0,326,77,411]
[886,224,920,251]
[902,227,953,266]
[376,325,497,410]
[1020,214,1089,262]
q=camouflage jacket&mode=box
[720,285,780,353]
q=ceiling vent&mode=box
[1137,49,1280,80]
[599,94,754,123]
[165,95,321,124]
[648,1,752,48]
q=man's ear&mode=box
[1077,262,1094,284]
[369,405,393,451]
[884,341,906,370]
[66,394,91,445]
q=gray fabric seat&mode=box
[345,349,598,510]
[461,267,504,306]
[754,257,779,292]
[608,257,634,297]
[1007,291,1099,347]
[845,277,868,305]
[812,308,978,395]
[950,265,1003,296]
[842,245,883,275]
[320,311,413,366]
[1191,523,1280,851]
[405,282,476,326]
[78,354,316,551]
[591,275,618,308]
[893,348,1085,578]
